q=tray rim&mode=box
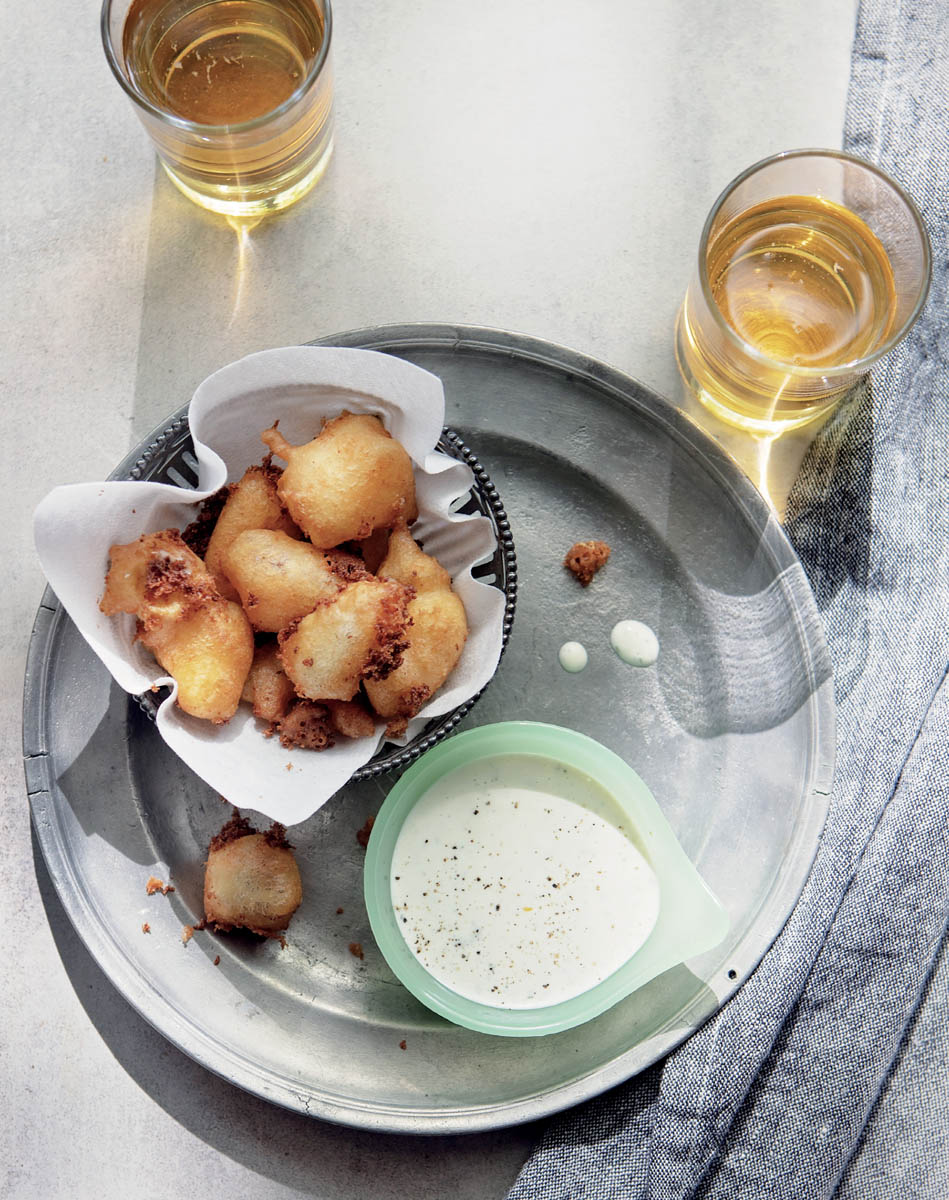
[24,322,835,1133]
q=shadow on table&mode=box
[32,832,539,1200]
[784,379,875,703]
[682,376,875,708]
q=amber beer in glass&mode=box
[676,150,930,432]
[102,0,333,217]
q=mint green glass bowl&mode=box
[363,722,729,1037]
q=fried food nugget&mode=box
[275,700,334,750]
[204,814,302,936]
[100,529,206,615]
[278,578,412,702]
[241,643,296,723]
[205,464,302,600]
[262,412,418,548]
[365,525,468,722]
[139,598,254,724]
[326,697,377,740]
[273,696,376,750]
[101,530,254,723]
[222,529,344,633]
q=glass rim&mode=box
[695,147,932,378]
[100,0,333,136]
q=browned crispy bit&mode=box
[276,700,335,750]
[563,540,611,586]
[262,823,293,850]
[325,547,373,584]
[363,584,414,681]
[348,942,364,960]
[213,955,221,966]
[208,811,255,853]
[181,487,230,557]
[146,876,175,896]
[142,923,150,934]
[182,925,194,945]
[385,716,409,740]
[356,815,375,848]
[399,1039,407,1051]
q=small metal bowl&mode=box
[117,409,517,780]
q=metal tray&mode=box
[24,324,834,1134]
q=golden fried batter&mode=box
[138,598,254,724]
[100,529,207,616]
[204,818,302,936]
[102,530,254,723]
[205,464,301,600]
[278,578,411,702]
[275,700,334,750]
[222,529,343,632]
[262,412,418,548]
[366,525,468,721]
[241,642,296,722]
[326,696,377,740]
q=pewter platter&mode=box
[24,324,834,1133]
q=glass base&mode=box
[674,308,846,435]
[161,135,334,219]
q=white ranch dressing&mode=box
[558,641,588,672]
[610,619,660,666]
[390,754,660,1008]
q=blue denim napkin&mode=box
[507,3,949,1196]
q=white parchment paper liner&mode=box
[34,347,506,826]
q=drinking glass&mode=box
[102,0,334,218]
[675,149,930,432]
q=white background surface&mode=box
[3,1,857,1196]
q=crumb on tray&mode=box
[563,540,611,586]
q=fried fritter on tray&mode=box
[278,578,412,702]
[204,814,302,936]
[101,529,254,723]
[365,523,468,725]
[262,412,418,548]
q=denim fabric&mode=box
[507,3,949,1197]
